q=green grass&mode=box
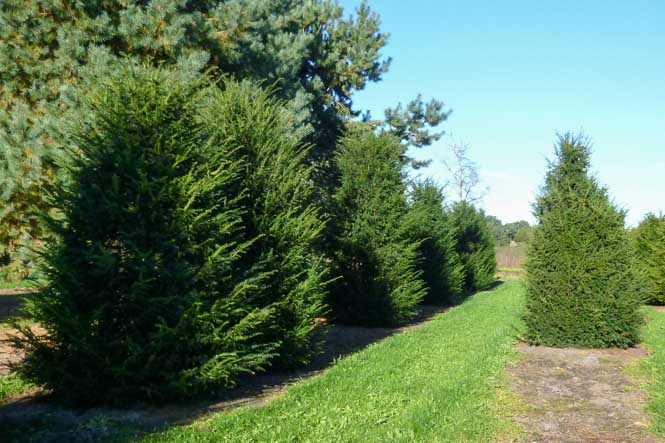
[0,278,36,290]
[0,374,33,402]
[0,279,32,289]
[638,307,665,436]
[140,280,526,443]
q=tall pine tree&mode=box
[0,0,398,278]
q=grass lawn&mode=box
[0,374,33,402]
[140,280,526,443]
[638,307,665,436]
[0,279,36,290]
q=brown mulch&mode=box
[509,343,662,443]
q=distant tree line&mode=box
[2,1,496,404]
[485,217,534,246]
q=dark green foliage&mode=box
[383,95,450,148]
[12,65,326,404]
[451,202,497,291]
[633,213,665,304]
[201,80,327,369]
[524,134,643,348]
[330,127,425,325]
[0,0,391,279]
[406,180,464,304]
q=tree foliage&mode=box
[633,213,665,304]
[329,127,425,325]
[406,180,464,304]
[0,0,394,279]
[451,202,497,291]
[523,134,643,348]
[486,217,533,246]
[12,65,326,404]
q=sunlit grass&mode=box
[0,374,33,402]
[139,280,526,443]
[638,307,665,436]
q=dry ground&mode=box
[510,343,662,443]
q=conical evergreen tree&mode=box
[450,201,496,292]
[524,134,643,348]
[406,180,464,304]
[330,127,425,325]
[632,213,665,304]
[12,65,326,405]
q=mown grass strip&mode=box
[638,307,665,436]
[141,280,526,443]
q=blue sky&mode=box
[339,0,665,226]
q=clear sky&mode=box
[339,0,665,226]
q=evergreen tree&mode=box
[0,0,395,279]
[201,80,327,368]
[330,127,425,325]
[633,213,665,304]
[406,180,464,304]
[451,202,496,291]
[524,134,643,348]
[12,65,326,404]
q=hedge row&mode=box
[12,64,496,405]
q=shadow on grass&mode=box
[0,296,24,324]
[0,286,500,443]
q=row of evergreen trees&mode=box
[1,0,444,281]
[11,62,496,405]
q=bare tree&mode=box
[443,141,488,203]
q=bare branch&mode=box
[442,140,487,203]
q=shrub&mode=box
[406,180,464,304]
[523,134,643,348]
[633,213,665,304]
[201,81,327,368]
[451,202,496,291]
[329,127,425,325]
[13,65,326,404]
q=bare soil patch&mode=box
[0,293,33,376]
[0,304,451,442]
[509,343,662,443]
[497,270,525,280]
[0,288,36,297]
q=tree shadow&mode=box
[0,301,463,442]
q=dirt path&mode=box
[509,343,662,443]
[0,293,31,376]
